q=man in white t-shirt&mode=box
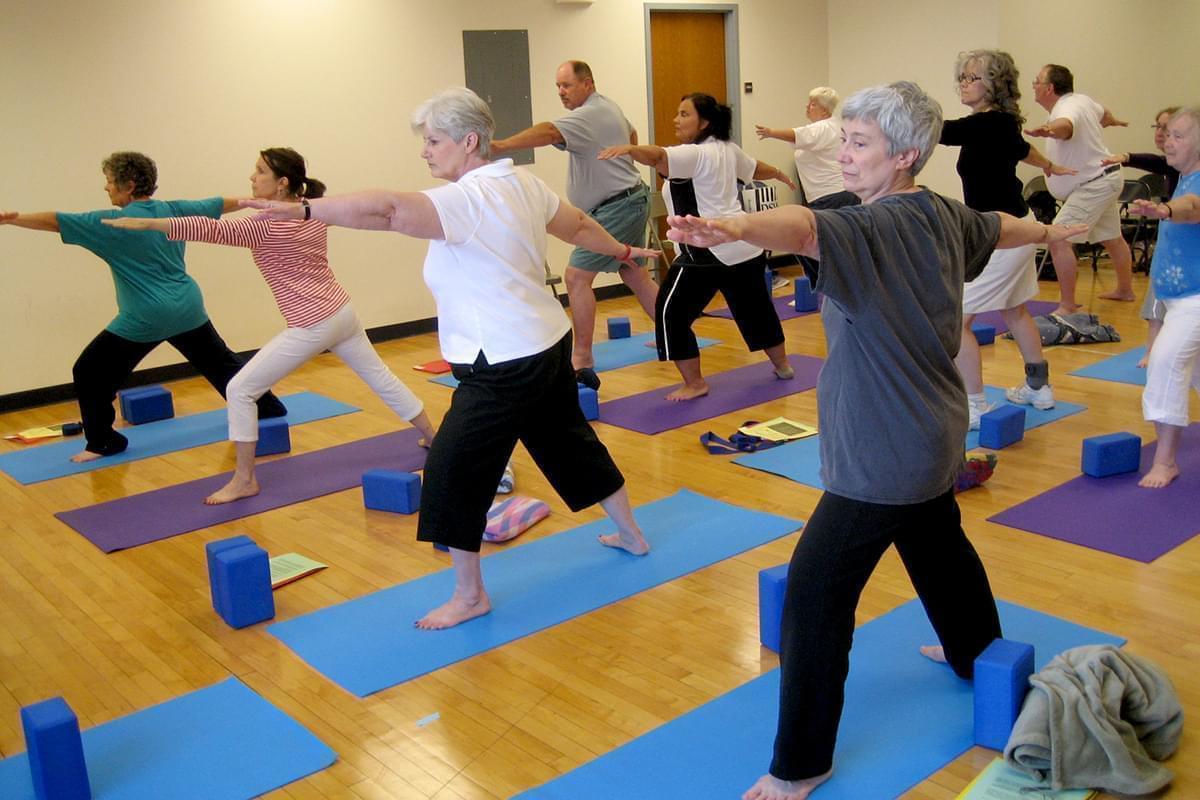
[1027,64,1134,314]
[491,60,657,387]
[755,87,859,210]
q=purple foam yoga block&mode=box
[758,564,789,653]
[1081,432,1142,477]
[118,385,174,425]
[362,469,421,514]
[20,696,93,800]
[974,638,1035,750]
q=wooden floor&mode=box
[0,262,1195,799]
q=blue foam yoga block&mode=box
[20,696,93,800]
[972,324,996,346]
[118,385,174,425]
[794,279,819,312]
[978,405,1025,450]
[362,469,421,514]
[578,385,599,421]
[212,544,275,629]
[205,535,256,612]
[758,563,789,653]
[255,417,291,457]
[1081,432,1142,477]
[607,316,631,339]
[974,638,1035,750]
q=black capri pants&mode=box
[417,333,625,552]
[655,251,784,362]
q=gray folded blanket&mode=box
[1004,312,1121,345]
[1004,645,1183,794]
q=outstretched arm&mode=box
[668,204,818,258]
[752,161,798,191]
[102,217,170,233]
[1100,108,1128,128]
[1025,118,1073,140]
[1128,194,1200,223]
[596,144,669,174]
[995,212,1087,248]
[491,122,565,156]
[242,192,444,239]
[0,211,60,232]
[546,200,660,267]
[755,125,797,143]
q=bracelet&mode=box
[620,244,631,261]
[301,198,311,220]
[1165,203,1173,220]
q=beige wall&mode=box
[0,0,824,396]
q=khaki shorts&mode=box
[1053,170,1122,244]
[568,184,650,273]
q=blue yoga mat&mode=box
[429,333,720,388]
[0,677,335,799]
[735,387,1086,489]
[0,391,359,485]
[516,599,1123,799]
[269,489,802,696]
[1069,346,1148,386]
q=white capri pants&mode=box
[227,302,424,442]
[1142,293,1200,427]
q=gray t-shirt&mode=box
[554,93,641,211]
[812,190,1000,504]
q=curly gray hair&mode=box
[840,81,943,176]
[410,88,495,159]
[955,49,1024,125]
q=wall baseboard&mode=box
[0,283,633,414]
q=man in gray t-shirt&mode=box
[491,60,658,384]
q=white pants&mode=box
[227,302,424,441]
[1143,293,1200,427]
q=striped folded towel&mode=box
[483,496,550,543]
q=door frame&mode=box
[643,4,741,146]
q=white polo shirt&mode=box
[422,159,571,364]
[663,138,762,265]
[1045,93,1114,199]
[792,117,845,202]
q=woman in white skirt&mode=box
[939,50,1075,427]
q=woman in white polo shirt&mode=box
[599,93,796,401]
[247,88,657,630]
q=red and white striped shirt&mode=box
[169,216,350,328]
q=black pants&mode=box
[655,252,785,362]
[72,321,287,456]
[770,489,1001,780]
[417,333,625,552]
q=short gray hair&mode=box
[809,87,840,114]
[410,88,495,159]
[841,81,943,176]
[1170,106,1200,152]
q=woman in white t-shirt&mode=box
[599,93,796,401]
[247,88,659,630]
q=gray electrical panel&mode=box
[463,30,535,166]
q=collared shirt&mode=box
[1045,92,1114,199]
[792,117,846,202]
[422,159,571,364]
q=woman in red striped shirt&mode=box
[105,148,434,504]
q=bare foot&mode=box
[415,592,491,630]
[598,529,650,555]
[1050,304,1080,316]
[920,645,947,663]
[1098,290,1136,302]
[1139,463,1180,489]
[775,365,795,380]
[70,450,104,463]
[666,383,709,402]
[743,769,834,800]
[204,477,260,505]
[1136,356,1148,369]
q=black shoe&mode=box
[575,367,601,390]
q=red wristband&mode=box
[621,244,632,261]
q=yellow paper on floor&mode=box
[956,758,1096,799]
[269,553,328,589]
[737,417,817,443]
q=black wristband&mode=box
[1166,203,1173,219]
[301,198,311,220]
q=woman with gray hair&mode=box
[668,81,1086,800]
[245,87,657,629]
[755,87,858,209]
[939,49,1075,428]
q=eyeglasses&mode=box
[1152,124,1169,131]
[957,74,982,85]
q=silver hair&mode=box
[809,86,840,114]
[410,87,495,159]
[1170,106,1200,152]
[840,81,943,176]
[953,49,1024,124]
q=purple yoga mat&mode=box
[598,354,822,435]
[706,294,817,322]
[56,429,427,552]
[988,425,1200,562]
[974,300,1058,335]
